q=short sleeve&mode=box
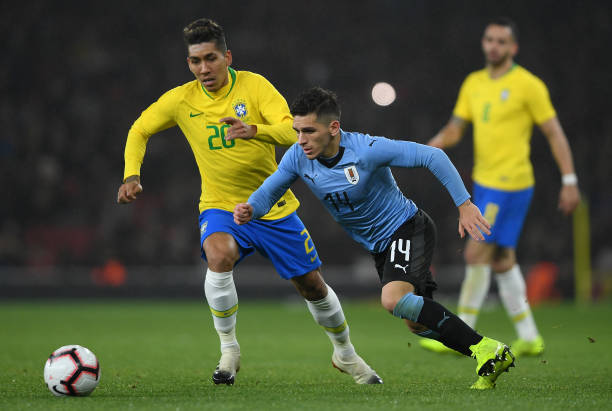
[526,76,557,125]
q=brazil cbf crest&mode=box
[500,89,510,101]
[344,165,359,185]
[232,100,248,118]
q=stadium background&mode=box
[1,0,611,301]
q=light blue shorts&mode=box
[472,183,534,248]
[198,209,321,279]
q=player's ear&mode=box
[329,120,340,137]
[511,42,518,57]
[225,50,233,66]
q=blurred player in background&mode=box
[423,18,581,357]
[234,87,515,389]
[117,18,381,386]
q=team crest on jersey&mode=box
[344,165,359,185]
[232,100,248,118]
[500,89,510,101]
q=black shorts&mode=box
[371,209,437,298]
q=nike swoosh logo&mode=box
[310,255,317,262]
[368,140,377,146]
[189,112,203,118]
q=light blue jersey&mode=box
[249,130,470,253]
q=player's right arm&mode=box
[117,175,143,204]
[235,146,300,223]
[117,89,179,204]
[428,76,472,149]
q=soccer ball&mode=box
[43,345,101,396]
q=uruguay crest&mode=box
[233,100,248,118]
[344,165,359,185]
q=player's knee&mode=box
[203,237,239,271]
[464,240,493,265]
[208,256,235,272]
[492,259,514,273]
[463,246,481,265]
[491,249,515,273]
[291,270,327,300]
[380,294,398,313]
[205,249,238,272]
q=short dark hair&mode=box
[290,87,341,122]
[487,17,519,42]
[183,18,227,52]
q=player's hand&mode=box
[221,117,257,141]
[558,184,580,215]
[233,203,254,225]
[457,199,491,241]
[117,177,143,204]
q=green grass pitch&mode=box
[1,299,611,410]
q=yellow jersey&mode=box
[123,68,300,219]
[453,64,556,190]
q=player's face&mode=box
[481,24,517,67]
[293,113,340,160]
[187,42,232,92]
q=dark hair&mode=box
[183,18,227,52]
[290,87,341,122]
[487,17,519,42]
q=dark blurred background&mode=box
[1,0,610,299]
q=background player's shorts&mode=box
[472,182,534,248]
[371,209,437,298]
[198,209,321,279]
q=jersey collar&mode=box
[200,67,237,100]
[487,62,518,80]
[317,146,345,168]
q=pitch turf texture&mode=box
[2,300,611,410]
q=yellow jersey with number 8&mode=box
[123,68,299,219]
[453,64,556,190]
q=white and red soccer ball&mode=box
[43,345,101,396]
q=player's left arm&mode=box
[527,76,580,215]
[375,138,490,239]
[224,75,296,147]
[538,116,581,215]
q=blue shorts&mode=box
[472,183,534,248]
[198,209,321,279]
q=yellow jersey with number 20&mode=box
[453,64,556,190]
[123,68,299,219]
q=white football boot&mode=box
[331,351,383,384]
[212,347,241,385]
